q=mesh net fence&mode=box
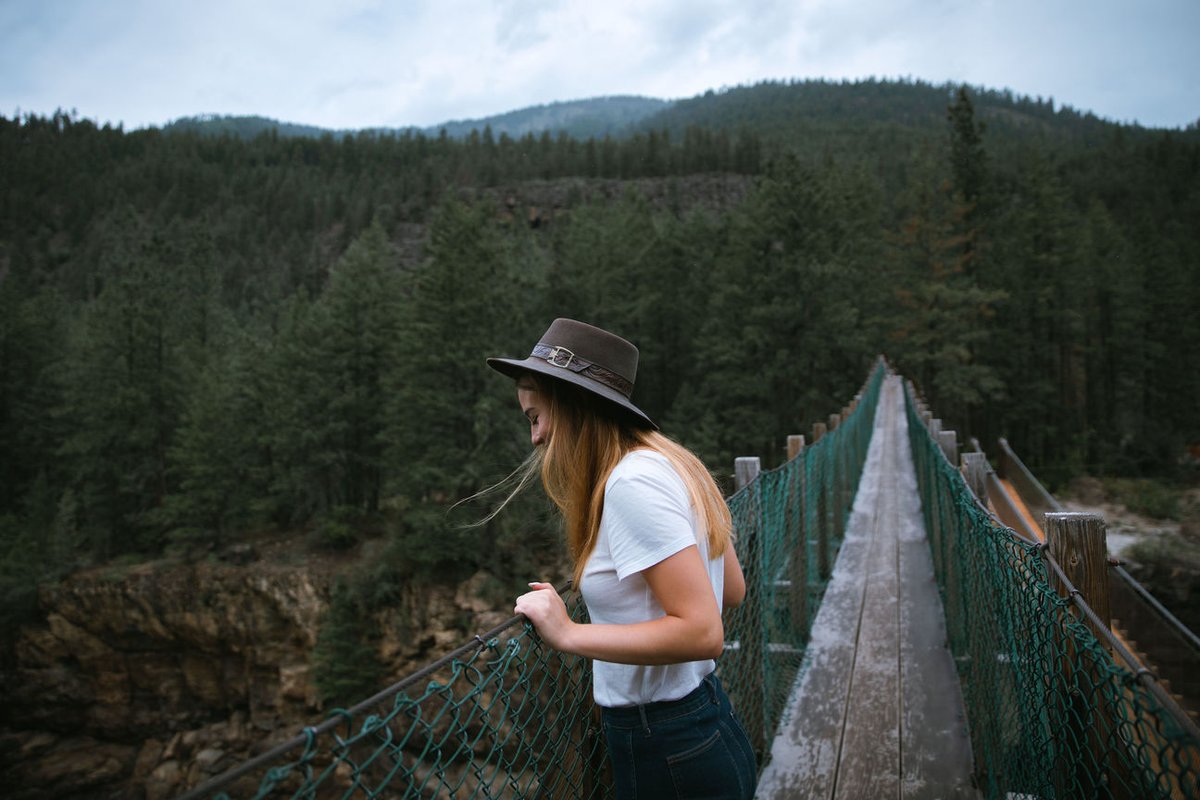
[903,382,1200,800]
[183,361,886,799]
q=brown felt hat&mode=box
[487,318,657,430]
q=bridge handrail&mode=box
[175,602,550,800]
[1000,443,1200,651]
[903,381,1200,799]
[992,437,1200,729]
[995,438,1200,655]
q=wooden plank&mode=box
[756,511,872,799]
[756,379,892,799]
[834,467,900,800]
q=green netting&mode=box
[903,384,1200,800]
[720,359,884,765]
[185,361,886,799]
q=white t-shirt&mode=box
[579,449,725,708]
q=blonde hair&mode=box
[529,373,732,587]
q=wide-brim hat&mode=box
[487,318,657,430]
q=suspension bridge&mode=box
[179,360,1200,799]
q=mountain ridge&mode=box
[160,78,1197,145]
[163,94,670,141]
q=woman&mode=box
[487,317,757,799]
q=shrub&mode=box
[1103,478,1181,520]
[310,506,366,551]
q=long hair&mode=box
[531,374,733,587]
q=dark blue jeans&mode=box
[600,673,757,799]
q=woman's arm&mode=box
[514,544,724,665]
[722,545,746,609]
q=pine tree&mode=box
[386,199,537,569]
[886,90,1004,437]
[56,211,189,557]
[255,292,340,524]
[669,156,883,469]
[947,87,987,210]
[320,220,403,512]
[312,582,386,708]
[0,272,66,518]
[887,152,1005,429]
[158,332,265,549]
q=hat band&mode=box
[531,343,634,398]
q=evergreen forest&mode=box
[2,79,1198,646]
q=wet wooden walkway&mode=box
[756,375,978,800]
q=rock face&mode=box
[0,551,506,799]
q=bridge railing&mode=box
[996,437,1200,727]
[179,361,888,799]
[721,357,886,767]
[903,382,1200,800]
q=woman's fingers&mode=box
[514,583,572,651]
[514,583,555,618]
[515,581,556,617]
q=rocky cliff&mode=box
[0,546,510,799]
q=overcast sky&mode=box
[2,0,1197,131]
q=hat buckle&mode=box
[546,346,575,369]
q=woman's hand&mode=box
[514,546,725,665]
[514,582,576,652]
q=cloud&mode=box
[1,0,1196,129]
[495,0,553,51]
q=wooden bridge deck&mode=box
[756,375,978,799]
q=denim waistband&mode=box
[601,672,721,729]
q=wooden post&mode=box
[733,455,766,758]
[1045,512,1111,798]
[924,420,944,575]
[845,416,854,519]
[786,434,805,461]
[1045,513,1111,643]
[816,477,830,579]
[935,429,960,646]
[827,414,844,541]
[937,430,958,466]
[960,452,989,505]
[811,423,829,578]
[786,436,808,642]
[734,456,761,491]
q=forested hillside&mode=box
[164,95,670,142]
[1,80,1198,649]
[642,78,1136,150]
[431,95,669,139]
